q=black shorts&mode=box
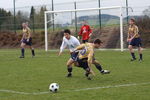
[82,40,88,43]
[129,38,142,47]
[22,38,32,46]
[77,58,89,70]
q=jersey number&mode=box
[80,49,86,55]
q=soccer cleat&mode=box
[66,73,72,77]
[87,77,92,80]
[19,56,24,58]
[32,55,35,58]
[130,58,136,61]
[139,59,143,62]
[85,72,92,80]
[101,70,110,74]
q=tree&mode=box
[30,6,36,32]
[0,8,13,31]
[35,6,47,29]
[143,6,150,17]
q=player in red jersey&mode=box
[78,21,92,43]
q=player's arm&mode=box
[88,26,92,37]
[27,28,31,38]
[127,32,130,42]
[59,38,67,56]
[78,27,83,39]
[87,49,95,75]
[130,26,139,41]
[21,31,26,41]
[127,27,131,42]
[74,44,85,52]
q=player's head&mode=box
[129,18,135,25]
[82,20,87,25]
[93,39,103,48]
[64,29,71,40]
[22,23,26,28]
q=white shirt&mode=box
[60,36,80,53]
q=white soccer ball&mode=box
[49,83,59,92]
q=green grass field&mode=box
[0,49,150,100]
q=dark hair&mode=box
[64,29,71,34]
[94,39,103,44]
[130,18,136,23]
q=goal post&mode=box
[44,6,126,52]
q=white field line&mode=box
[0,82,150,95]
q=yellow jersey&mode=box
[22,27,31,39]
[78,43,94,60]
[128,25,140,38]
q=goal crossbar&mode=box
[44,6,125,51]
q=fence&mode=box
[0,0,149,33]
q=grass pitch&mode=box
[0,49,150,100]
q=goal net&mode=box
[44,6,129,51]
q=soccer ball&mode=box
[49,83,59,92]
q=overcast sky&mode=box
[0,0,150,15]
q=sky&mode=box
[0,0,150,15]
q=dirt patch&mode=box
[0,25,149,49]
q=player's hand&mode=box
[77,36,80,39]
[21,39,23,42]
[27,38,29,42]
[83,30,86,33]
[127,39,131,42]
[89,33,92,37]
[90,69,95,76]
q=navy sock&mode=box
[67,66,72,73]
[95,63,103,72]
[131,53,136,59]
[21,48,25,56]
[139,54,143,60]
[32,49,35,56]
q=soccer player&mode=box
[58,29,80,77]
[73,39,110,79]
[19,22,35,58]
[127,18,143,61]
[78,21,92,43]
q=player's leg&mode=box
[20,42,26,58]
[77,58,92,80]
[28,38,35,57]
[66,58,74,77]
[29,46,35,57]
[128,45,136,61]
[92,60,110,74]
[138,47,142,61]
[137,38,143,61]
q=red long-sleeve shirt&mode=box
[79,25,92,40]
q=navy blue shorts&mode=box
[77,58,89,70]
[71,52,79,61]
[22,38,32,46]
[129,38,142,47]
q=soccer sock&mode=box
[67,66,72,73]
[31,49,35,56]
[21,48,25,56]
[131,52,136,59]
[139,54,143,60]
[94,63,103,72]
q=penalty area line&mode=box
[0,82,150,95]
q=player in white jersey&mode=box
[58,29,80,77]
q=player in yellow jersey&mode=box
[72,39,110,80]
[127,18,142,61]
[20,22,35,58]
